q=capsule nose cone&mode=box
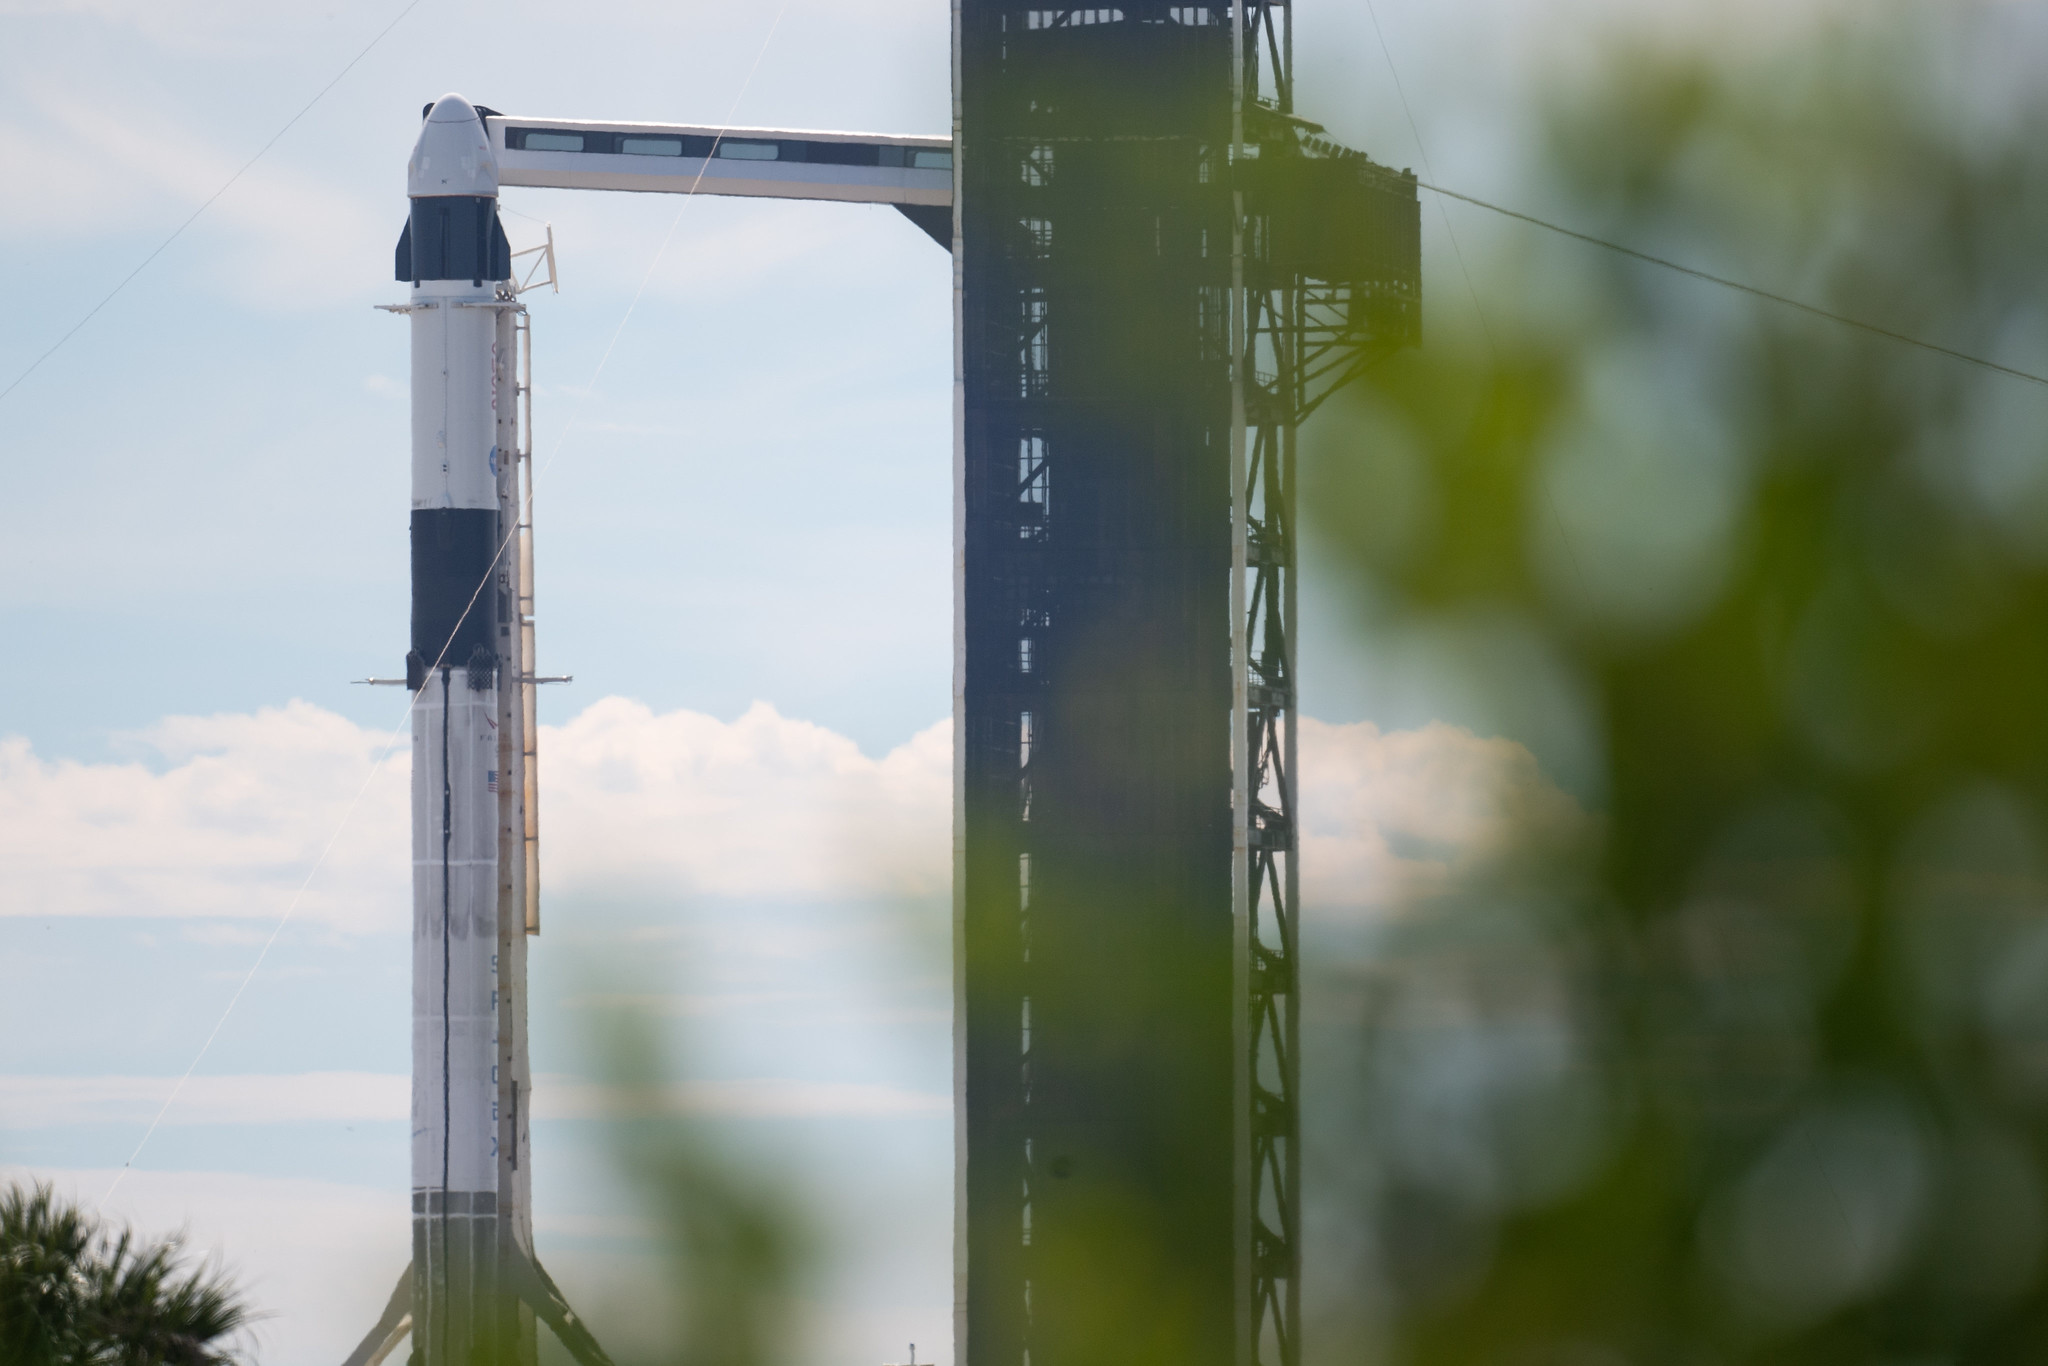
[408,92,498,198]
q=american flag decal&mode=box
[487,770,498,793]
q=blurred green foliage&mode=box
[0,1181,254,1366]
[1305,7,2048,1363]
[535,1011,813,1366]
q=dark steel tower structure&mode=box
[957,10,1235,1366]
[954,7,1419,1366]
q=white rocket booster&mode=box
[399,91,519,1360]
[352,88,613,1366]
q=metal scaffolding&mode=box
[960,10,1236,1365]
[1234,9,1419,1364]
[958,6,1416,1366]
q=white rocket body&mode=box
[410,289,501,513]
[402,92,525,1360]
[411,675,499,1198]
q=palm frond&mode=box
[0,1182,256,1366]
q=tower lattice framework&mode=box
[956,6,1417,1366]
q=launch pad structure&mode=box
[958,10,1415,1366]
[348,6,1417,1366]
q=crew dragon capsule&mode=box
[394,91,524,1361]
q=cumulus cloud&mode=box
[0,697,953,931]
[532,1074,948,1120]
[0,1071,945,1127]
[542,697,950,899]
[1297,716,1587,919]
[0,697,1577,931]
[540,704,1586,919]
[0,701,409,933]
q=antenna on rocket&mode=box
[510,224,559,297]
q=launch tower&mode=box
[954,8,1417,1366]
[352,7,1416,1365]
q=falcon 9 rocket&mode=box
[397,91,528,1365]
[351,91,600,1366]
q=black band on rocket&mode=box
[395,197,512,284]
[410,508,500,678]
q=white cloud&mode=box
[540,696,949,900]
[563,990,823,1017]
[0,1070,945,1127]
[0,696,952,930]
[1298,716,1585,920]
[531,1074,949,1120]
[0,701,409,932]
[533,704,1583,921]
[0,700,1578,931]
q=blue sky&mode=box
[0,0,1615,765]
[0,0,1770,1359]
